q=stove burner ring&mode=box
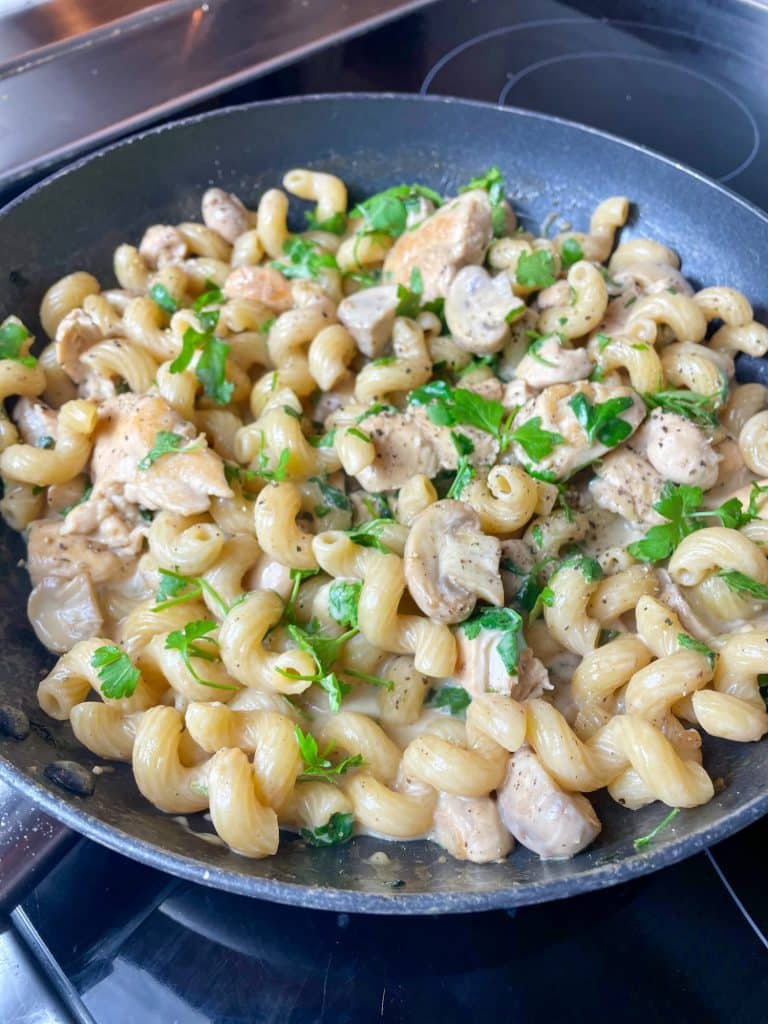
[498,51,759,184]
[421,19,761,184]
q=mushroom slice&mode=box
[337,285,399,358]
[28,573,103,653]
[445,266,521,354]
[404,500,503,624]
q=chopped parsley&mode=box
[345,517,394,553]
[633,807,680,850]
[677,633,717,667]
[148,283,178,315]
[295,726,366,780]
[461,606,523,674]
[446,430,475,499]
[718,570,768,601]
[35,435,55,450]
[0,321,36,367]
[628,481,768,563]
[560,237,584,268]
[137,431,202,471]
[301,811,355,846]
[642,389,722,429]
[425,685,472,716]
[351,184,443,239]
[165,619,236,691]
[152,568,229,616]
[170,325,233,405]
[310,476,351,518]
[328,580,362,629]
[90,645,140,699]
[568,393,634,448]
[271,236,338,280]
[516,250,557,290]
[304,210,347,235]
[507,417,564,462]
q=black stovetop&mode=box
[6,2,768,1021]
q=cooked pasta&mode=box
[5,166,768,867]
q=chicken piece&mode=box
[514,336,593,389]
[631,409,720,489]
[502,379,535,411]
[337,285,398,358]
[383,190,493,301]
[139,225,188,268]
[12,398,58,446]
[356,406,498,493]
[62,484,147,559]
[432,794,512,863]
[456,626,551,700]
[55,308,104,383]
[404,500,502,624]
[202,188,249,244]
[509,381,645,480]
[27,573,103,653]
[89,394,231,515]
[590,449,665,525]
[27,519,125,585]
[461,375,504,402]
[223,265,292,313]
[497,746,601,859]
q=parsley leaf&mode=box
[301,811,355,846]
[287,622,356,676]
[90,645,140,699]
[165,620,236,690]
[678,633,717,667]
[396,267,425,317]
[461,606,523,674]
[282,567,321,625]
[295,726,365,779]
[559,555,604,583]
[352,185,442,238]
[634,807,680,850]
[643,389,721,429]
[345,518,394,553]
[170,326,233,405]
[568,393,634,448]
[304,210,347,235]
[36,435,55,449]
[308,428,337,449]
[0,321,36,367]
[516,250,557,289]
[309,476,351,514]
[328,580,362,629]
[426,686,472,716]
[149,283,178,315]
[718,570,768,601]
[152,567,229,616]
[627,482,703,563]
[507,417,564,461]
[138,431,202,471]
[271,237,338,280]
[560,237,584,268]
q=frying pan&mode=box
[1,94,767,916]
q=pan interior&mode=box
[1,94,767,913]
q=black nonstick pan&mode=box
[1,94,767,915]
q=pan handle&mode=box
[0,777,78,916]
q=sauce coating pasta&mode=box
[4,167,768,864]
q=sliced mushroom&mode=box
[432,793,513,863]
[139,224,188,268]
[337,285,398,358]
[496,746,601,859]
[633,408,721,489]
[28,573,103,653]
[223,265,293,312]
[514,335,593,389]
[383,189,493,300]
[404,499,503,624]
[445,265,521,354]
[55,308,103,383]
[202,188,250,244]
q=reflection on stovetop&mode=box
[19,819,768,1023]
[9,1,768,1021]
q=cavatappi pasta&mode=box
[5,168,768,865]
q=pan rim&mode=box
[2,91,767,914]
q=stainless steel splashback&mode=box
[0,0,434,192]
